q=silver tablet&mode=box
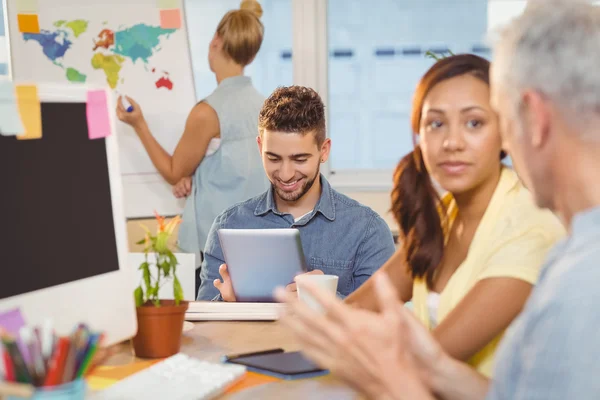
[217,228,308,302]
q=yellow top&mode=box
[412,167,565,377]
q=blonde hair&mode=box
[215,0,264,67]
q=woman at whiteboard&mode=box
[116,0,269,283]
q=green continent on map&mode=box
[113,24,176,63]
[91,53,125,89]
[65,20,88,38]
[66,67,86,83]
[54,19,88,38]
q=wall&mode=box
[126,190,395,252]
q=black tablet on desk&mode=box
[223,349,329,380]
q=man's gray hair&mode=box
[492,0,600,129]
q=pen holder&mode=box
[6,380,86,400]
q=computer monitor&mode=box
[0,84,136,345]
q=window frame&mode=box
[292,0,394,191]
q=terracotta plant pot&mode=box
[132,299,189,358]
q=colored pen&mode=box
[62,325,88,383]
[2,350,15,382]
[43,336,70,387]
[72,326,90,379]
[40,320,54,369]
[33,326,43,355]
[76,332,101,378]
[19,326,45,386]
[0,334,32,384]
[61,339,77,384]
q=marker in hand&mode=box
[116,91,134,112]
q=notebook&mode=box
[185,302,286,321]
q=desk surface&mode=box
[106,321,362,399]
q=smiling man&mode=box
[196,86,396,301]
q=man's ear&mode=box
[522,90,551,149]
[257,135,263,153]
[320,138,331,163]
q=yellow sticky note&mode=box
[86,376,118,391]
[17,14,40,34]
[157,0,179,8]
[16,85,42,140]
[16,0,39,13]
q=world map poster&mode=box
[7,0,197,179]
[22,21,176,91]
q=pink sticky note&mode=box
[86,90,111,140]
[160,9,181,29]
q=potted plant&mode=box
[132,212,188,358]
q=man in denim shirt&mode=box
[197,86,395,301]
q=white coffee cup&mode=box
[295,274,339,312]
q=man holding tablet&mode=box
[197,86,396,301]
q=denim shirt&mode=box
[196,175,396,301]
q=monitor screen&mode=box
[0,102,119,299]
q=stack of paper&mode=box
[185,302,286,321]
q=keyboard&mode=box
[91,353,247,400]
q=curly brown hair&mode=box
[258,86,326,146]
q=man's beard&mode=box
[273,166,320,203]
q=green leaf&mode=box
[167,250,178,265]
[141,263,151,292]
[134,285,144,307]
[138,261,149,270]
[147,286,158,302]
[135,238,146,245]
[160,261,171,276]
[173,276,183,306]
[424,50,440,61]
[425,49,455,62]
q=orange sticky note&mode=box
[225,372,280,394]
[160,9,181,29]
[17,13,40,34]
[16,85,42,140]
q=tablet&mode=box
[217,228,308,302]
[223,349,329,380]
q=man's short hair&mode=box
[258,86,327,146]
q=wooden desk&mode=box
[105,321,362,399]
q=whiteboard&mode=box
[6,0,196,218]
